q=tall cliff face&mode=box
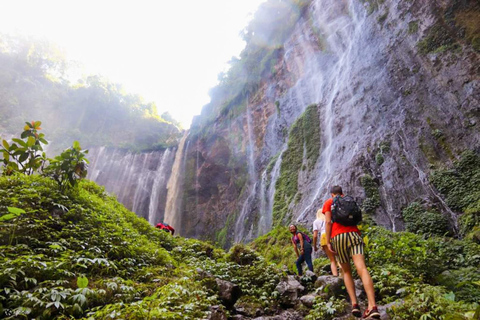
[87,147,176,225]
[174,0,479,246]
[86,0,478,246]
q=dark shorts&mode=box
[332,232,364,264]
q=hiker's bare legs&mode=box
[339,261,357,305]
[352,254,376,310]
[323,245,338,276]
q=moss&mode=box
[375,153,385,166]
[272,104,320,225]
[454,7,480,50]
[360,174,380,214]
[408,21,419,34]
[360,0,385,15]
[377,10,389,25]
[417,24,456,54]
[417,3,480,54]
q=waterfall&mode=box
[148,148,174,225]
[87,147,174,223]
[257,147,286,237]
[234,103,257,242]
[164,132,189,233]
[295,0,369,221]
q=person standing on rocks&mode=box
[323,185,380,319]
[313,209,339,277]
[289,224,313,276]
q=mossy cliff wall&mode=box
[90,0,479,247]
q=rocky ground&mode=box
[206,270,393,320]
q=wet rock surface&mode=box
[275,276,305,307]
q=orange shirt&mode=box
[322,197,360,239]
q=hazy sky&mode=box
[0,0,265,128]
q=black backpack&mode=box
[331,195,362,226]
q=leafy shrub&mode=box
[370,264,414,303]
[435,267,480,303]
[360,174,380,214]
[387,284,476,320]
[431,150,480,238]
[250,226,297,273]
[43,141,89,192]
[402,202,451,236]
[305,297,347,320]
[364,226,480,303]
[0,121,47,175]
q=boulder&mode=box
[303,270,318,283]
[216,278,242,309]
[253,309,304,320]
[275,276,305,306]
[314,275,344,298]
[299,294,317,308]
[354,278,367,301]
[206,305,228,320]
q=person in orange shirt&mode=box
[323,185,380,319]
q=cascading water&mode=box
[290,0,374,222]
[257,146,285,237]
[148,148,174,225]
[164,132,189,233]
[234,103,257,242]
[87,147,175,222]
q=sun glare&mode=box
[0,0,266,128]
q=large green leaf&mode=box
[2,139,9,150]
[34,121,42,128]
[12,138,27,147]
[7,207,25,214]
[27,136,36,147]
[77,276,89,288]
[73,141,81,150]
[19,153,29,163]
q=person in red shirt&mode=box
[155,222,175,235]
[323,185,379,319]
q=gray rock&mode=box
[354,278,367,301]
[275,276,305,306]
[300,294,317,308]
[253,309,303,320]
[206,305,228,320]
[304,270,318,283]
[314,275,344,298]
[215,278,242,309]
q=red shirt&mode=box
[322,197,360,239]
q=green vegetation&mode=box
[377,10,389,25]
[0,34,181,153]
[417,24,457,54]
[305,297,347,320]
[0,121,48,175]
[402,202,451,236]
[272,105,320,225]
[360,0,386,15]
[250,223,480,318]
[408,21,419,34]
[360,174,381,214]
[417,2,480,54]
[431,150,480,240]
[0,173,286,319]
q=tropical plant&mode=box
[0,207,26,246]
[43,141,89,192]
[0,121,48,175]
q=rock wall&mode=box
[177,0,479,246]
[87,0,479,247]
